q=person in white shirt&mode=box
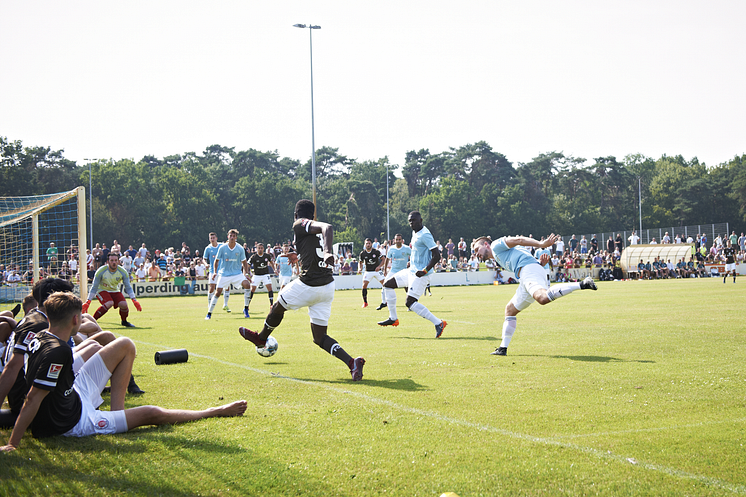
[662,232,671,244]
[135,264,148,282]
[555,237,565,256]
[628,231,640,245]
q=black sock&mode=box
[268,290,274,305]
[259,312,283,340]
[320,335,353,367]
[11,304,21,317]
[362,288,368,303]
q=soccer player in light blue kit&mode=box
[205,229,252,320]
[471,233,597,356]
[378,212,446,338]
[376,233,411,310]
[533,236,553,283]
[204,232,230,312]
[275,243,297,291]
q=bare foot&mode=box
[211,400,247,417]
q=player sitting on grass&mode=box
[471,233,598,356]
[1,291,247,452]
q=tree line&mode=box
[2,136,745,253]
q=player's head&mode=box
[364,238,372,250]
[107,252,119,270]
[394,234,403,247]
[407,211,423,231]
[282,243,289,253]
[257,243,264,255]
[209,232,217,244]
[22,294,37,314]
[295,199,315,220]
[470,236,493,262]
[32,277,74,310]
[45,291,83,330]
[227,229,239,242]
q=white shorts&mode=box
[509,264,550,312]
[252,274,272,287]
[64,354,128,437]
[215,273,248,290]
[725,263,736,272]
[385,268,410,288]
[405,270,431,300]
[362,270,385,284]
[209,272,218,284]
[278,279,334,326]
[72,353,84,374]
[279,275,292,287]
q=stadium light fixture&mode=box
[294,23,321,219]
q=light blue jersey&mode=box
[490,237,539,277]
[387,245,412,273]
[534,247,552,271]
[276,254,294,277]
[411,226,437,275]
[215,243,246,276]
[204,243,221,272]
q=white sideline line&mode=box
[555,417,746,439]
[132,338,746,495]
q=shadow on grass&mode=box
[0,431,350,496]
[522,354,655,363]
[395,335,498,342]
[291,376,429,391]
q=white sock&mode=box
[207,292,214,309]
[224,290,230,306]
[381,288,386,305]
[244,289,251,307]
[547,282,581,301]
[500,316,517,348]
[208,295,218,313]
[385,287,398,320]
[409,302,440,325]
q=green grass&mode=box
[2,279,745,496]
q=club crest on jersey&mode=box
[23,332,38,345]
[97,418,110,429]
[47,363,63,379]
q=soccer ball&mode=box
[256,336,278,357]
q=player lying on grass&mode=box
[471,234,598,356]
[238,199,365,381]
[1,291,247,452]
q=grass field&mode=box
[1,278,745,496]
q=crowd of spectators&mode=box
[1,231,744,287]
[0,238,296,287]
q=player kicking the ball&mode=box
[238,199,365,381]
[377,211,446,338]
[471,233,598,356]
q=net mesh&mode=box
[0,189,83,310]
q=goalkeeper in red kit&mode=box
[83,252,142,327]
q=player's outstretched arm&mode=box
[1,386,48,452]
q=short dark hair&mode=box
[108,252,119,260]
[228,229,239,237]
[44,292,82,325]
[365,238,372,243]
[394,233,403,238]
[295,199,315,219]
[32,278,74,307]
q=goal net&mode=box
[0,187,87,311]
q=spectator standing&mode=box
[555,237,565,257]
[590,234,598,253]
[569,235,578,253]
[580,235,588,254]
[446,239,455,259]
[606,235,614,253]
[137,243,148,259]
[662,232,671,244]
[615,233,624,252]
[739,232,746,252]
[628,231,640,245]
[458,237,467,260]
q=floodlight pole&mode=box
[294,23,321,219]
[84,158,97,249]
[638,176,643,236]
[386,161,390,242]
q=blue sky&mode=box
[2,1,744,170]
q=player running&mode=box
[205,229,252,320]
[238,199,365,381]
[204,232,231,312]
[376,233,411,310]
[723,240,737,283]
[246,243,276,315]
[359,238,386,309]
[377,211,446,338]
[83,253,142,327]
[471,233,598,356]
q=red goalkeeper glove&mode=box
[133,300,142,312]
[82,300,91,313]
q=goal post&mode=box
[0,187,87,310]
